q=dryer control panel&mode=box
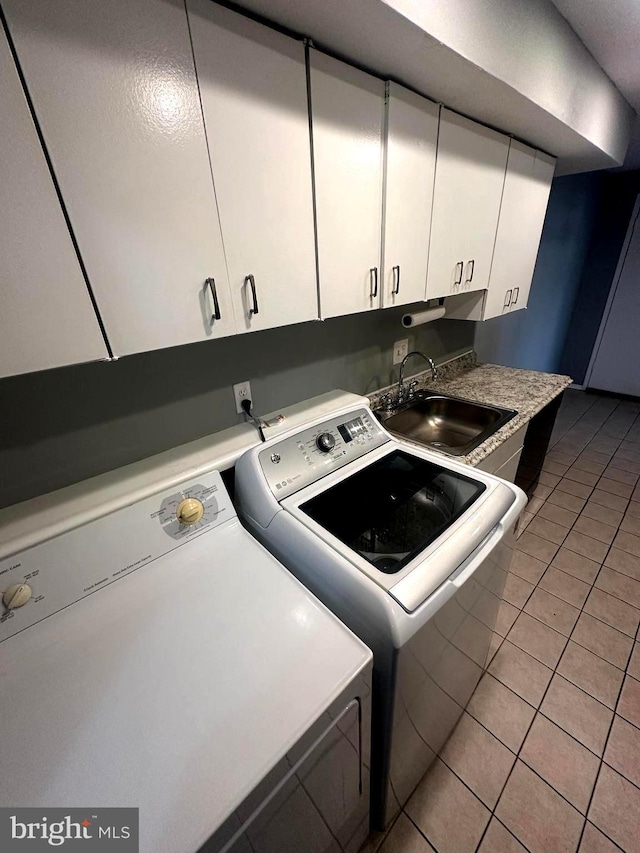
[0,471,234,643]
[259,408,388,500]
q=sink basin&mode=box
[375,392,517,456]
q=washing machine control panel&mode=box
[259,408,388,500]
[0,470,233,643]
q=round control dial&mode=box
[3,583,32,609]
[316,432,336,453]
[176,498,205,525]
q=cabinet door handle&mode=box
[245,274,259,316]
[370,267,378,298]
[454,261,463,286]
[512,287,519,305]
[503,289,512,309]
[465,259,475,284]
[392,265,400,295]
[206,277,221,321]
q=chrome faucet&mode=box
[397,351,438,404]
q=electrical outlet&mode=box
[393,339,409,365]
[233,380,252,414]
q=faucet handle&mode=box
[428,357,438,383]
[408,379,419,399]
[379,392,395,412]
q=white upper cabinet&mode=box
[2,0,235,357]
[382,84,439,309]
[0,25,108,378]
[309,51,385,318]
[187,1,318,333]
[483,142,556,319]
[426,109,509,300]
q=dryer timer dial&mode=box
[3,583,32,609]
[176,498,205,525]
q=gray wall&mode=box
[474,173,603,374]
[0,305,473,508]
[560,171,640,384]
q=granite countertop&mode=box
[369,352,572,467]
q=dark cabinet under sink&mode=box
[515,392,564,495]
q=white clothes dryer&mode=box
[0,469,372,853]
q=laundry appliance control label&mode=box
[0,471,233,643]
[259,408,388,500]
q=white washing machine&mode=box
[0,468,372,853]
[234,395,526,828]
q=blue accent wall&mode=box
[475,173,603,375]
[561,172,640,384]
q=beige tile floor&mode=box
[365,389,640,853]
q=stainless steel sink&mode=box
[375,392,517,456]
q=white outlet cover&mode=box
[233,381,252,414]
[393,339,409,365]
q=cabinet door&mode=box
[3,0,235,357]
[187,2,318,333]
[483,142,555,320]
[0,24,108,378]
[426,109,509,300]
[382,84,438,308]
[309,51,384,318]
[494,448,524,484]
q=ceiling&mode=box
[551,0,640,169]
[551,0,640,109]
[233,0,634,173]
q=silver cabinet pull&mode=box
[465,259,475,284]
[503,289,512,309]
[205,277,221,321]
[512,286,519,305]
[392,265,400,295]
[245,274,259,315]
[454,261,463,287]
[370,267,378,298]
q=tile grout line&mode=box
[374,394,640,853]
[528,457,637,669]
[397,539,560,851]
[536,464,640,613]
[399,812,437,852]
[517,402,640,850]
[573,615,640,852]
[463,666,639,766]
[525,517,639,629]
[481,406,640,850]
[515,423,640,635]
[526,462,640,597]
[475,504,593,845]
[460,532,638,851]
[561,494,639,849]
[551,422,626,462]
[505,605,631,703]
[547,392,604,448]
[479,617,576,846]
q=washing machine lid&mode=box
[284,442,518,612]
[300,448,487,573]
[0,475,371,853]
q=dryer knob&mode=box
[176,498,204,525]
[3,583,32,609]
[316,432,336,453]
